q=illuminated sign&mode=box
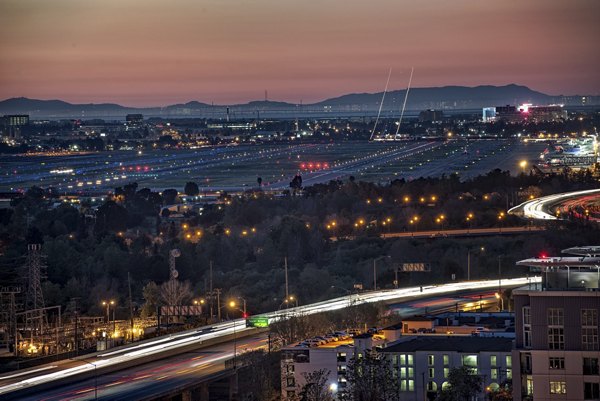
[400,263,430,272]
[246,316,270,328]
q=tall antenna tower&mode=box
[25,244,46,311]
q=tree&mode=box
[488,380,512,401]
[290,175,303,192]
[343,352,399,401]
[257,177,263,187]
[162,189,179,205]
[141,281,160,317]
[184,181,200,196]
[237,350,280,401]
[160,279,192,306]
[95,200,128,233]
[436,366,483,401]
[298,369,334,401]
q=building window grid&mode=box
[523,307,532,348]
[582,309,599,351]
[547,308,565,351]
[547,308,564,326]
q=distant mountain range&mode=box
[0,85,594,119]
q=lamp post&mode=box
[373,256,391,290]
[497,255,504,311]
[226,301,246,369]
[81,359,98,400]
[101,300,115,345]
[279,295,298,310]
[467,246,485,281]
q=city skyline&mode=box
[1,0,599,107]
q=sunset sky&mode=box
[1,0,598,106]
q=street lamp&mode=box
[373,256,391,290]
[519,160,528,171]
[467,246,485,281]
[497,255,504,311]
[81,360,97,400]
[495,292,505,311]
[278,296,298,310]
[229,297,247,316]
[101,300,115,324]
[226,301,245,369]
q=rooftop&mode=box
[381,336,513,353]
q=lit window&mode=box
[428,355,435,366]
[462,355,478,368]
[526,376,533,395]
[443,354,449,366]
[549,381,566,394]
[490,355,497,366]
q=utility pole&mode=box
[209,261,214,321]
[498,255,504,311]
[373,259,377,290]
[128,272,134,342]
[284,257,289,301]
[467,249,471,281]
[215,288,222,322]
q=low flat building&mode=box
[380,336,513,401]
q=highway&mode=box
[508,188,600,220]
[330,226,545,241]
[0,276,540,399]
[16,336,268,401]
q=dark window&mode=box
[583,358,599,375]
[585,382,600,400]
[548,327,564,350]
[549,357,565,370]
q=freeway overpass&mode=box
[0,276,540,400]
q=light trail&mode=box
[0,276,539,397]
[508,188,600,220]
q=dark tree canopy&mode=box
[184,181,200,196]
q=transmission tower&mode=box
[25,244,46,311]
